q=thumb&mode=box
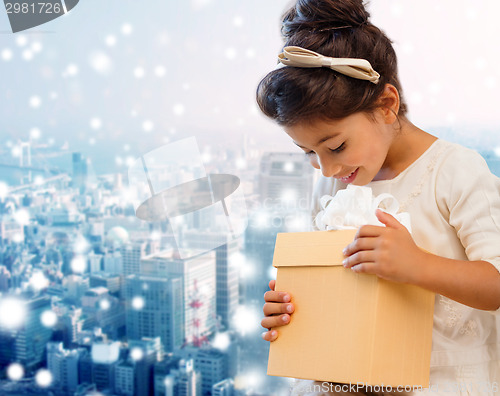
[375,208,404,229]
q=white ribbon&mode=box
[277,46,380,84]
[315,185,411,232]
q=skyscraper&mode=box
[180,347,231,396]
[1,295,53,370]
[91,341,121,391]
[103,250,123,274]
[47,342,83,393]
[125,274,183,352]
[182,231,239,331]
[212,379,234,396]
[258,152,315,206]
[88,251,103,273]
[125,338,160,396]
[121,241,149,276]
[153,356,181,396]
[0,265,10,291]
[164,359,202,396]
[243,210,285,304]
[72,152,88,192]
[0,218,24,246]
[115,360,135,396]
[140,249,216,347]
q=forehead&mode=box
[284,113,371,146]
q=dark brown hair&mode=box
[256,0,408,126]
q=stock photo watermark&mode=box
[294,381,499,394]
[3,0,79,32]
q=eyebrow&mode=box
[293,134,339,149]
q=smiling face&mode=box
[284,112,397,185]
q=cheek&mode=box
[345,146,376,167]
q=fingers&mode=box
[262,329,279,342]
[263,301,294,316]
[355,224,384,238]
[261,312,292,330]
[343,235,378,270]
[343,236,378,257]
[262,292,294,329]
[343,250,375,269]
[262,280,293,342]
[375,208,404,229]
[264,290,290,303]
[350,262,377,275]
[261,287,294,342]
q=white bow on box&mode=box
[315,185,411,232]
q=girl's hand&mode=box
[342,209,427,284]
[261,279,294,342]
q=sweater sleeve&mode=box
[436,145,500,313]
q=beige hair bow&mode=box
[277,46,380,84]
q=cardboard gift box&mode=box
[267,229,435,387]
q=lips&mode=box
[338,168,359,184]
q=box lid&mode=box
[272,229,357,268]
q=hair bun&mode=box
[282,0,370,38]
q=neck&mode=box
[374,118,437,181]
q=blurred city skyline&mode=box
[0,2,500,393]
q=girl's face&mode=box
[284,112,396,185]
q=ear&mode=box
[377,84,400,124]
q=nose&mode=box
[316,154,342,178]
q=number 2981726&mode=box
[5,2,63,14]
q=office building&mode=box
[180,347,231,396]
[121,241,150,276]
[47,342,83,393]
[182,231,239,330]
[90,272,122,297]
[162,359,202,396]
[103,250,123,274]
[0,219,23,245]
[64,275,90,299]
[125,274,183,352]
[91,341,121,391]
[115,360,135,396]
[141,249,216,346]
[129,338,161,392]
[212,379,234,396]
[258,152,315,207]
[72,152,88,192]
[0,265,10,291]
[0,295,53,370]
[88,251,103,273]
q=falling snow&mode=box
[131,296,145,310]
[29,96,41,108]
[41,310,58,327]
[71,256,87,273]
[2,48,13,61]
[0,298,26,329]
[89,52,112,74]
[7,363,24,381]
[35,369,53,388]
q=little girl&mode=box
[258,0,500,395]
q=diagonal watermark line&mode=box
[61,0,68,14]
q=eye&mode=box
[330,142,346,153]
[305,151,316,157]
